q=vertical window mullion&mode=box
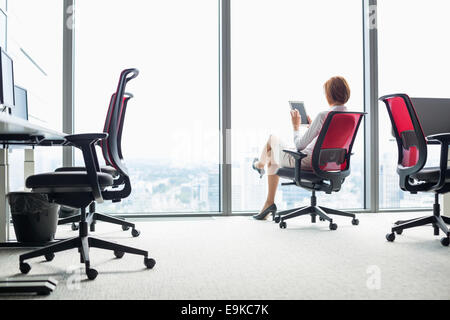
[220,0,232,215]
[363,0,379,212]
[63,0,75,168]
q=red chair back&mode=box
[100,69,138,168]
[312,111,365,174]
[380,94,427,172]
[100,94,117,166]
[106,69,139,176]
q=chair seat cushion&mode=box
[26,172,114,190]
[55,166,118,177]
[411,167,450,183]
[276,167,323,183]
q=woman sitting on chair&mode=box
[252,76,351,220]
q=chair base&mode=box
[58,203,139,237]
[387,194,450,247]
[20,210,155,280]
[275,205,358,230]
[274,192,358,231]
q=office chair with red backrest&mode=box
[275,111,365,230]
[56,70,140,237]
[19,69,156,280]
[380,94,450,246]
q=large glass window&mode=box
[378,0,450,209]
[75,0,220,214]
[6,0,63,191]
[231,0,365,212]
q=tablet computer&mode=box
[289,101,308,125]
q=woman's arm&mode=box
[293,112,326,151]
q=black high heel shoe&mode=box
[253,204,277,221]
[252,158,265,179]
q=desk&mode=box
[0,113,65,246]
[411,98,450,216]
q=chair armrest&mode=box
[283,150,308,160]
[427,140,441,145]
[65,133,106,173]
[427,133,450,143]
[65,133,108,203]
[65,133,108,144]
[426,134,450,191]
[65,134,107,151]
[282,150,308,185]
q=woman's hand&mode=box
[291,110,302,131]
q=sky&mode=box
[75,0,365,165]
[10,0,450,166]
[74,0,219,163]
[5,0,450,195]
[377,0,450,167]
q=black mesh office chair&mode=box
[274,111,365,230]
[380,94,450,246]
[19,72,156,280]
[56,69,140,237]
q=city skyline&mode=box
[8,148,434,215]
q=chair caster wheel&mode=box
[122,225,130,231]
[144,258,156,269]
[441,237,450,247]
[45,253,55,262]
[320,218,325,222]
[274,216,281,224]
[386,233,396,242]
[395,229,403,235]
[114,251,125,259]
[352,219,359,226]
[279,221,287,229]
[71,223,79,231]
[132,229,140,238]
[20,262,31,274]
[86,268,98,280]
[329,223,338,231]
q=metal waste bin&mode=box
[59,206,80,219]
[7,192,60,243]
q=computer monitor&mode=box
[13,85,28,120]
[390,98,450,138]
[0,47,15,108]
[411,98,450,137]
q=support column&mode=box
[0,149,10,242]
[363,0,379,213]
[63,0,75,168]
[24,149,35,191]
[220,0,232,216]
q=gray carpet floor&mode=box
[0,212,449,300]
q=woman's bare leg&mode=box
[256,140,272,170]
[265,174,279,207]
[256,136,280,215]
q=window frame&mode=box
[63,0,433,216]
